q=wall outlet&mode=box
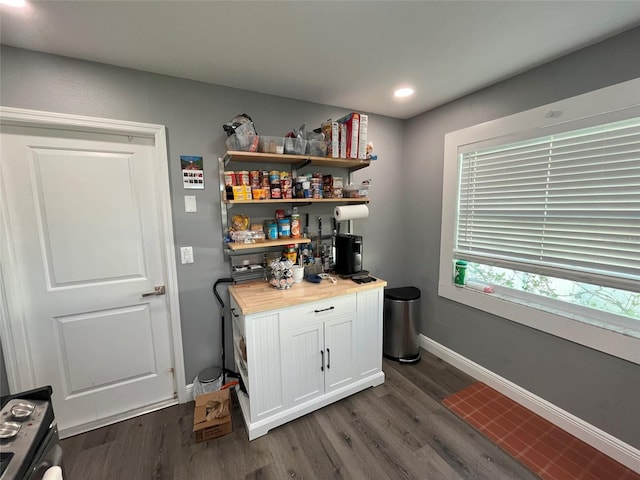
[180,246,194,264]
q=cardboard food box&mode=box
[193,388,232,442]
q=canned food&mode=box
[291,214,300,238]
[224,171,236,186]
[260,170,270,187]
[266,222,278,240]
[236,171,250,186]
[278,218,291,238]
[249,170,260,187]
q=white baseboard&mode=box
[420,335,640,474]
[185,383,194,402]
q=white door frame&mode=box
[0,106,187,404]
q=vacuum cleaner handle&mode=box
[213,277,235,309]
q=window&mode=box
[439,78,640,365]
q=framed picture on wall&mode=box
[181,155,204,189]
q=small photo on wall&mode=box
[181,155,204,189]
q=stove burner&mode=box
[0,421,21,440]
[10,402,35,420]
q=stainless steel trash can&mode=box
[383,286,421,363]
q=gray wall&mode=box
[404,27,640,448]
[0,45,405,390]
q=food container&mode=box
[306,140,329,157]
[278,218,291,238]
[235,171,250,186]
[224,171,236,186]
[226,185,252,200]
[249,170,260,187]
[343,184,369,198]
[284,138,307,155]
[251,187,268,200]
[290,214,300,238]
[266,222,278,240]
[259,136,285,154]
[269,259,294,290]
[226,133,259,152]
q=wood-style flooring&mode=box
[61,350,539,479]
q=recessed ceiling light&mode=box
[0,0,27,6]
[394,87,415,98]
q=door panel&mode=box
[32,148,145,285]
[54,305,156,394]
[324,314,355,393]
[282,319,324,406]
[355,289,384,378]
[0,124,175,434]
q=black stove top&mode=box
[0,386,55,480]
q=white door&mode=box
[323,314,355,393]
[0,118,180,436]
[282,318,324,406]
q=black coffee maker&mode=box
[334,233,365,277]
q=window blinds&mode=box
[455,117,640,293]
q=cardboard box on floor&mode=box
[193,388,232,442]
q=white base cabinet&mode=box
[230,287,385,440]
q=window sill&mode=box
[438,282,640,365]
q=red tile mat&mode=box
[442,382,640,480]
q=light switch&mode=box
[184,195,197,213]
[180,246,194,264]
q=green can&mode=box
[454,260,467,286]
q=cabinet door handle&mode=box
[230,308,239,318]
[326,348,330,369]
[320,350,324,372]
[314,306,335,313]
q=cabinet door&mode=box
[246,309,285,421]
[323,313,355,393]
[355,288,384,379]
[281,317,325,407]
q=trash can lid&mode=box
[385,286,421,301]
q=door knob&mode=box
[142,285,166,297]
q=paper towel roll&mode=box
[334,204,369,221]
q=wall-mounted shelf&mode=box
[219,149,371,258]
[227,237,312,251]
[225,198,369,205]
[224,151,370,172]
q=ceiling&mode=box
[1,1,640,120]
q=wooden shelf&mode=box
[227,237,312,251]
[225,151,370,172]
[225,197,369,205]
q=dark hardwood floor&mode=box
[60,350,539,479]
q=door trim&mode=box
[0,106,186,404]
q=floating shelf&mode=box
[224,151,370,172]
[227,237,312,251]
[225,198,369,205]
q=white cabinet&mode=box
[281,295,356,407]
[230,296,286,424]
[230,285,385,440]
[355,287,384,379]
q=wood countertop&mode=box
[229,276,387,315]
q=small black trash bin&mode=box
[383,286,421,363]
